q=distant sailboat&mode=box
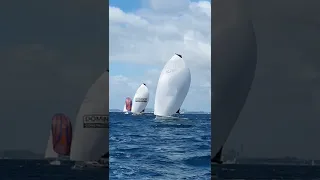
[45,113,72,165]
[45,130,59,165]
[70,70,109,169]
[123,104,127,112]
[154,53,191,118]
[131,83,149,115]
[123,97,132,114]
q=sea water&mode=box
[109,112,211,180]
[2,159,320,179]
[0,159,107,180]
[213,164,320,179]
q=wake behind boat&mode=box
[72,161,108,170]
[154,115,188,120]
[154,53,191,118]
[132,113,143,116]
[49,159,61,165]
[72,152,109,169]
[155,115,179,120]
[154,110,188,120]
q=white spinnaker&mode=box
[70,71,109,161]
[123,104,127,112]
[44,130,58,158]
[131,84,149,114]
[211,1,257,160]
[154,54,191,117]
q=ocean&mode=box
[2,159,320,180]
[213,164,320,179]
[0,159,107,180]
[109,112,211,180]
[5,111,317,179]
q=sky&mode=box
[109,0,211,112]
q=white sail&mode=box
[154,54,191,117]
[70,70,109,162]
[123,104,127,112]
[44,130,58,159]
[131,84,149,114]
[211,1,257,162]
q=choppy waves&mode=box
[0,159,107,180]
[109,112,211,180]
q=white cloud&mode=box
[147,0,190,12]
[109,0,211,111]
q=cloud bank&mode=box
[109,0,211,111]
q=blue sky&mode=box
[109,0,141,11]
[109,0,211,112]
